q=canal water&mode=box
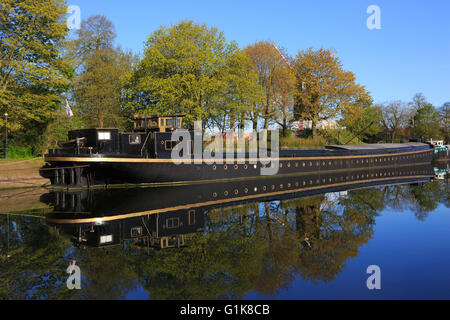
[0,167,449,300]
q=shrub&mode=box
[6,145,34,159]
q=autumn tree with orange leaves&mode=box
[244,41,295,134]
[293,48,372,138]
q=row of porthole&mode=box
[210,153,429,171]
[211,170,427,198]
[212,164,260,171]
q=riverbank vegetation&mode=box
[1,0,448,159]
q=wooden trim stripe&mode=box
[46,174,433,224]
[44,148,432,164]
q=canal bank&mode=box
[0,158,48,190]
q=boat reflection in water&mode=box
[42,163,436,250]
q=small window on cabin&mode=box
[98,131,111,140]
[166,217,180,229]
[165,140,180,150]
[165,118,174,127]
[151,120,157,126]
[188,210,195,225]
[129,134,141,144]
[131,227,143,237]
[176,118,181,127]
[160,118,164,126]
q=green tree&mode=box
[408,93,427,130]
[440,102,450,143]
[0,0,72,154]
[70,15,137,129]
[293,48,371,138]
[413,103,442,140]
[125,21,261,129]
[341,101,382,143]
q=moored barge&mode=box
[40,115,435,188]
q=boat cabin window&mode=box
[136,119,145,130]
[129,134,141,144]
[188,210,195,225]
[98,131,111,140]
[131,227,143,237]
[165,140,180,150]
[166,217,180,229]
[99,234,113,244]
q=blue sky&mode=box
[68,0,450,107]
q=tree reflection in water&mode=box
[0,177,447,299]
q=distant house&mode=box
[290,119,346,131]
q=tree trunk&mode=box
[311,120,317,139]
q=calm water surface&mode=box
[1,169,449,300]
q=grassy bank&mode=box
[0,158,48,190]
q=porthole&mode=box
[287,162,291,168]
[263,186,267,191]
[213,192,218,198]
[234,189,239,195]
[212,165,217,171]
[224,190,229,196]
[224,165,228,170]
[254,187,258,192]
[280,163,283,168]
[244,188,248,194]
[280,184,284,189]
[234,164,238,170]
[244,164,248,170]
[271,185,275,190]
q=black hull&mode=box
[40,145,435,188]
